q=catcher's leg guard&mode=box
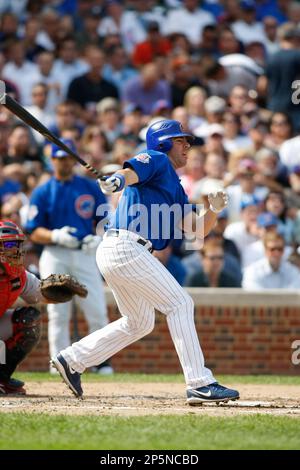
[0,307,41,382]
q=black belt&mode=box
[106,229,153,253]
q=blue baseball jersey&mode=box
[109,149,192,251]
[25,175,106,240]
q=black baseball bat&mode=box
[1,93,102,178]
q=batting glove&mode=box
[51,226,80,249]
[208,190,229,214]
[81,234,102,254]
[98,174,125,195]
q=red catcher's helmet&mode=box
[0,220,26,274]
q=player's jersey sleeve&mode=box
[123,150,166,185]
[25,185,48,233]
[20,271,43,304]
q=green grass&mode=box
[2,374,300,450]
[14,372,300,385]
[0,413,299,450]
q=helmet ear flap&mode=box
[158,139,172,152]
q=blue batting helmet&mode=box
[146,119,194,152]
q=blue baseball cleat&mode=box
[186,382,239,405]
[51,353,83,398]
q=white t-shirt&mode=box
[224,221,258,267]
[2,61,40,106]
[242,257,300,290]
[279,136,300,170]
[163,7,215,45]
[223,135,252,154]
[25,105,55,144]
[98,12,146,53]
[231,21,266,46]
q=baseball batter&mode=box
[0,220,86,394]
[25,139,110,370]
[52,120,239,405]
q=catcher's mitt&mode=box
[40,274,88,302]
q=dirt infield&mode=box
[1,382,300,417]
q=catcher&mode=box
[0,220,87,395]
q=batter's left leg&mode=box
[60,289,155,373]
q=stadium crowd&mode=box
[1,0,300,291]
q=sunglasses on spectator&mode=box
[223,118,238,123]
[232,94,247,99]
[271,120,288,126]
[204,255,224,260]
[88,132,103,138]
[266,246,284,252]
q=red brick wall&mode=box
[20,302,300,375]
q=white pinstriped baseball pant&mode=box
[61,232,216,388]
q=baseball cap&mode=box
[204,96,226,114]
[51,138,76,158]
[240,194,259,210]
[257,212,279,228]
[96,97,119,114]
[240,0,256,10]
[206,123,224,137]
[194,123,224,139]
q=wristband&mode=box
[209,204,222,214]
[114,174,126,192]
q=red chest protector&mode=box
[0,265,27,318]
